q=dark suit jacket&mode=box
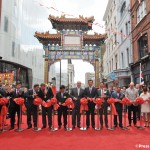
[70,87,84,109]
[38,87,54,102]
[84,87,97,108]
[111,91,124,110]
[9,88,24,108]
[56,92,70,105]
[97,88,111,107]
[24,89,39,108]
[0,88,6,98]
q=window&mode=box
[121,30,123,42]
[120,2,126,17]
[138,34,148,58]
[137,0,146,23]
[126,48,129,66]
[12,42,15,57]
[109,61,111,72]
[114,34,117,44]
[125,23,129,35]
[112,58,113,71]
[121,53,124,68]
[115,55,117,70]
[107,63,109,74]
[4,16,8,32]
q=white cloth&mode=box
[140,92,150,113]
[89,87,92,94]
[77,88,80,96]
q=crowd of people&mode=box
[0,79,150,131]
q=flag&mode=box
[140,63,144,85]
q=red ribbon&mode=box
[42,100,52,108]
[50,98,59,110]
[94,98,104,109]
[107,98,117,115]
[80,98,88,113]
[0,98,8,127]
[14,98,24,105]
[62,98,74,109]
[88,98,94,102]
[52,86,56,97]
[33,98,43,105]
[121,98,131,105]
[135,97,144,105]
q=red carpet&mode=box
[0,115,150,150]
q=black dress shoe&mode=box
[72,126,75,129]
[42,126,46,129]
[27,126,32,129]
[58,125,61,129]
[105,125,109,128]
[100,126,103,129]
[9,127,14,130]
[77,125,80,128]
[87,126,89,129]
[113,125,117,128]
[119,126,123,129]
[92,125,95,129]
[64,126,67,130]
[33,127,38,130]
[127,124,131,127]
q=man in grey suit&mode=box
[97,82,111,129]
[70,81,84,129]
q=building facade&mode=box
[130,0,150,86]
[85,72,95,87]
[0,0,51,87]
[103,0,132,87]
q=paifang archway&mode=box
[35,15,106,87]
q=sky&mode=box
[35,0,109,83]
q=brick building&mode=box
[130,0,150,86]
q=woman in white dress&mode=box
[140,86,150,127]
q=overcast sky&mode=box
[37,0,109,83]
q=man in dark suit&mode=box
[111,87,124,128]
[84,79,97,129]
[56,85,70,130]
[38,83,54,129]
[9,81,24,130]
[70,81,84,129]
[24,84,40,129]
[97,82,111,129]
